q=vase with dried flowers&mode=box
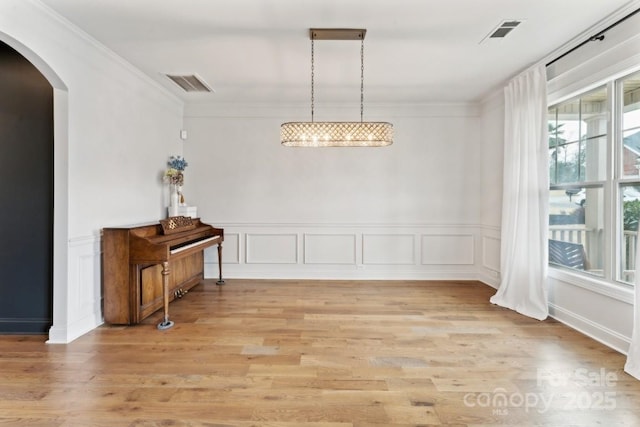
[164,155,188,216]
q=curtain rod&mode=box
[546,7,640,67]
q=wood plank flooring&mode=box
[1,279,639,426]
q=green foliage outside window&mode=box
[624,199,640,231]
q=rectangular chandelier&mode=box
[280,28,393,148]
[281,121,393,147]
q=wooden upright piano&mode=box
[102,217,223,329]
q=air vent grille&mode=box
[166,74,213,93]
[481,20,523,43]
[490,21,521,38]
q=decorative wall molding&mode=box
[223,232,240,264]
[305,234,356,265]
[184,102,480,119]
[34,0,183,109]
[362,234,415,265]
[203,222,484,281]
[479,88,504,114]
[481,235,501,272]
[421,234,474,265]
[48,234,103,344]
[246,233,298,264]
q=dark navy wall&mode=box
[0,41,53,334]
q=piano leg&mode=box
[157,261,175,330]
[216,243,225,285]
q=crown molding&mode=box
[29,0,183,109]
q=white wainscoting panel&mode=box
[362,234,415,265]
[204,232,240,264]
[476,226,501,287]
[203,223,485,280]
[421,234,474,265]
[304,234,356,264]
[75,252,98,315]
[49,235,103,344]
[246,233,298,264]
[482,235,501,272]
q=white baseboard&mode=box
[47,313,103,344]
[476,271,500,289]
[549,303,631,355]
[206,264,481,281]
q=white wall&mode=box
[183,102,487,280]
[0,0,185,342]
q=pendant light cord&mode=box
[280,29,393,147]
[360,38,364,123]
[312,34,365,123]
[311,38,315,123]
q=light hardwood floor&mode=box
[1,279,639,426]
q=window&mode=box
[548,86,607,277]
[548,70,640,285]
[619,71,640,283]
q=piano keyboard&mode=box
[170,236,218,255]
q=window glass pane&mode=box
[619,71,640,285]
[549,88,607,184]
[619,185,640,283]
[549,108,559,184]
[549,186,604,276]
[622,71,640,177]
[551,98,580,184]
[582,136,607,182]
[555,141,581,183]
[581,88,608,181]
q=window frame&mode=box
[615,71,640,284]
[547,73,640,290]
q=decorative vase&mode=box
[168,184,179,217]
[177,185,186,206]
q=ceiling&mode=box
[39,0,637,105]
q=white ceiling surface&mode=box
[40,0,636,105]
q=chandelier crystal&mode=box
[281,28,393,147]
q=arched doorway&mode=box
[0,41,53,333]
[0,33,69,341]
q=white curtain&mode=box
[490,64,549,321]
[624,231,640,379]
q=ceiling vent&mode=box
[480,20,522,43]
[165,74,213,93]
